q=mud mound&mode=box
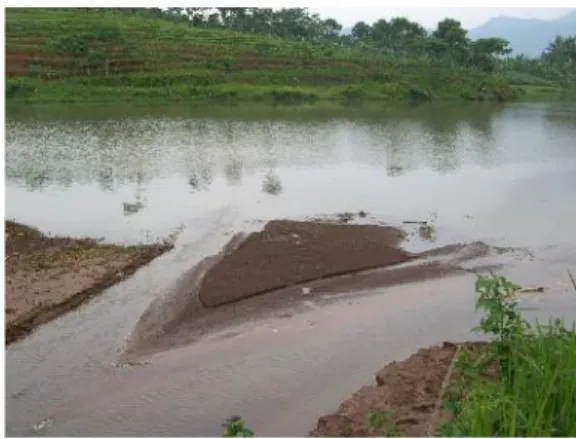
[310,342,459,437]
[198,220,416,308]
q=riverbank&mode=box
[5,210,575,436]
[310,274,576,437]
[5,220,173,344]
[7,78,528,105]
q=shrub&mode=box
[6,77,37,98]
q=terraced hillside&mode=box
[6,8,519,103]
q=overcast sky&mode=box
[307,8,573,30]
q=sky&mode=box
[307,7,574,30]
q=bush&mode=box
[6,77,37,98]
[268,88,317,103]
[340,85,366,101]
[407,86,431,102]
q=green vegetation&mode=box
[222,416,254,438]
[5,8,575,104]
[441,274,576,437]
[367,410,399,437]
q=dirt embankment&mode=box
[198,219,417,308]
[310,341,498,437]
[5,220,172,345]
[310,342,461,437]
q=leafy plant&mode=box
[6,77,37,98]
[441,274,576,437]
[222,416,254,437]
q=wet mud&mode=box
[199,220,414,307]
[124,218,520,357]
[4,220,172,345]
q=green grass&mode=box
[7,80,519,104]
[6,8,529,104]
[440,275,576,437]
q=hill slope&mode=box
[5,8,524,103]
[469,11,576,57]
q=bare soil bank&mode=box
[199,220,416,308]
[310,342,461,437]
[5,220,172,345]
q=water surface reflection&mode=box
[5,102,576,248]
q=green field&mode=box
[4,8,569,104]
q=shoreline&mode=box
[5,220,173,345]
[6,83,574,106]
[6,80,539,105]
[6,212,575,436]
[310,271,576,437]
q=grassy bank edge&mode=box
[437,274,576,437]
[8,81,575,105]
[8,77,558,105]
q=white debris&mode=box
[32,417,53,432]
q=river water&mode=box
[5,102,576,436]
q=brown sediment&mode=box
[198,220,417,308]
[309,342,460,437]
[309,341,499,437]
[5,220,172,345]
[126,218,511,356]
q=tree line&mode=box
[74,8,576,78]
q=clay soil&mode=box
[310,342,460,437]
[5,220,172,345]
[198,219,417,308]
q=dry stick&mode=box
[518,286,545,293]
[426,344,462,437]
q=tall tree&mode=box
[470,37,512,71]
[351,21,372,43]
[432,18,470,63]
[543,35,576,71]
[386,17,427,55]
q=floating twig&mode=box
[568,270,576,292]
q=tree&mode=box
[432,18,470,63]
[351,21,372,43]
[543,35,576,72]
[318,18,342,42]
[470,37,512,72]
[371,19,390,49]
[386,17,427,55]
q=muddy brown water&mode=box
[5,102,576,436]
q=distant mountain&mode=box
[468,11,576,57]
